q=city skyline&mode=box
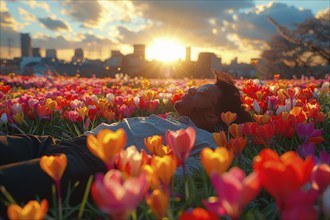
[1,0,329,64]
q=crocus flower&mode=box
[200,147,233,176]
[280,188,318,220]
[13,112,24,125]
[146,189,169,219]
[297,142,316,158]
[220,111,237,127]
[40,154,67,182]
[0,112,7,126]
[295,122,324,144]
[179,208,218,220]
[252,123,275,146]
[91,169,149,220]
[213,130,228,147]
[0,85,10,94]
[144,135,170,156]
[253,149,314,210]
[36,105,51,120]
[206,167,261,219]
[166,127,196,164]
[319,151,330,166]
[7,199,48,220]
[116,146,146,177]
[228,123,243,138]
[87,128,126,167]
[151,155,177,188]
[311,163,330,193]
[228,137,247,157]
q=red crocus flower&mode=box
[253,149,315,210]
[179,207,218,220]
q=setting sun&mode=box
[146,39,185,62]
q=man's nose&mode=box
[188,87,197,95]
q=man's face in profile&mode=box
[174,84,221,120]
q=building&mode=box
[197,52,222,77]
[72,48,84,63]
[45,49,57,58]
[104,50,123,75]
[20,33,32,57]
[133,44,145,60]
[185,47,191,62]
[32,48,41,57]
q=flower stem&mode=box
[78,175,94,219]
[55,180,62,220]
[182,161,189,201]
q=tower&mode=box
[185,47,191,62]
[133,44,145,60]
[20,33,32,57]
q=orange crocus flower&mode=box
[7,199,48,220]
[220,111,237,127]
[201,147,233,176]
[87,128,126,165]
[146,189,169,219]
[253,114,271,124]
[253,149,314,210]
[213,131,228,147]
[44,98,57,110]
[151,155,177,187]
[229,123,243,138]
[13,112,24,125]
[144,135,171,156]
[228,136,247,156]
[142,165,161,190]
[40,154,67,182]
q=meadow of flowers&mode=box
[0,73,329,220]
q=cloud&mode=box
[0,1,8,12]
[22,0,50,12]
[18,8,37,22]
[231,2,314,41]
[32,33,117,51]
[315,7,330,19]
[38,17,71,32]
[115,1,256,51]
[61,1,104,28]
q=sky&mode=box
[0,0,329,64]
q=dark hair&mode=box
[214,72,251,129]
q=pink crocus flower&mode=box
[116,146,146,177]
[205,167,261,220]
[311,163,330,194]
[91,169,149,220]
[165,126,196,164]
[280,188,318,220]
[319,151,330,166]
[119,104,136,118]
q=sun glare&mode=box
[147,39,185,62]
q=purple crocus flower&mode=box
[295,122,323,142]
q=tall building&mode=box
[45,49,57,58]
[20,33,32,57]
[185,47,191,62]
[111,50,122,58]
[72,48,84,62]
[197,52,222,77]
[32,48,41,57]
[133,44,145,60]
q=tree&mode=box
[257,9,330,79]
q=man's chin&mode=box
[174,100,183,114]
